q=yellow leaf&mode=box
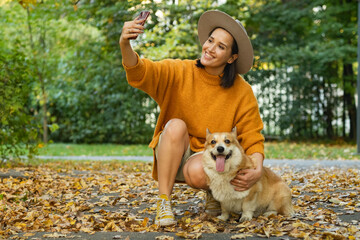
[73,181,82,189]
[23,233,35,237]
[155,236,174,240]
[193,223,203,231]
[262,227,270,238]
[43,219,53,227]
[231,234,253,239]
[37,143,45,148]
[141,217,149,227]
[329,198,341,204]
[176,232,202,239]
[80,179,88,188]
[43,233,67,238]
[104,221,122,232]
[80,227,96,234]
[292,221,314,230]
[14,222,27,230]
[23,211,38,221]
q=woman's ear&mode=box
[227,54,238,64]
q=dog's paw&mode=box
[239,213,253,222]
[217,215,229,221]
[263,211,277,217]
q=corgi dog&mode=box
[202,128,294,222]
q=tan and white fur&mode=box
[202,128,294,222]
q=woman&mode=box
[119,10,264,226]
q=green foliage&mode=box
[46,0,157,143]
[246,0,357,140]
[0,0,357,147]
[0,40,39,163]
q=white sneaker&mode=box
[155,194,177,226]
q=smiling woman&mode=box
[120,9,264,226]
[199,28,238,75]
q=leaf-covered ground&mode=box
[0,161,359,240]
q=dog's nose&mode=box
[217,146,224,153]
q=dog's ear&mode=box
[206,128,211,137]
[231,127,237,137]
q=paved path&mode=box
[35,155,360,168]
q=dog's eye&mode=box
[211,140,216,144]
[225,139,230,144]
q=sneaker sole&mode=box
[155,219,177,227]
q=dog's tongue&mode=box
[216,155,226,172]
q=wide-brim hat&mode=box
[198,10,253,74]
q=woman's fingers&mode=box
[121,20,145,40]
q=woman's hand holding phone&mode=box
[120,11,150,42]
[119,11,150,68]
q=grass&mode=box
[37,143,152,156]
[36,141,360,160]
[265,141,359,160]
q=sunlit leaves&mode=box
[18,0,36,9]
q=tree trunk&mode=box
[343,63,356,139]
[27,6,48,143]
[41,80,48,143]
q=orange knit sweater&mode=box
[123,54,264,180]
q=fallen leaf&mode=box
[231,233,253,239]
[42,233,67,238]
[155,235,175,240]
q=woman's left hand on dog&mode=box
[231,153,264,191]
[231,167,262,191]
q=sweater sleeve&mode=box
[235,83,265,158]
[122,53,182,105]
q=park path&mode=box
[35,155,360,168]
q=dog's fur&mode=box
[202,128,294,222]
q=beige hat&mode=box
[198,10,254,74]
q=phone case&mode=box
[137,11,150,26]
[129,11,150,39]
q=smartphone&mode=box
[137,11,150,26]
[129,11,150,40]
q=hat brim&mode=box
[198,10,253,74]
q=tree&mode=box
[47,0,158,143]
[246,0,357,139]
[15,0,73,143]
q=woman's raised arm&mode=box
[119,18,145,67]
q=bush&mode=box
[0,42,40,164]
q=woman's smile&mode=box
[200,28,236,76]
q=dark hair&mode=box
[196,28,239,88]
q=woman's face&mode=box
[200,28,238,75]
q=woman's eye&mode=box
[219,45,225,50]
[211,140,216,144]
[225,139,230,144]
